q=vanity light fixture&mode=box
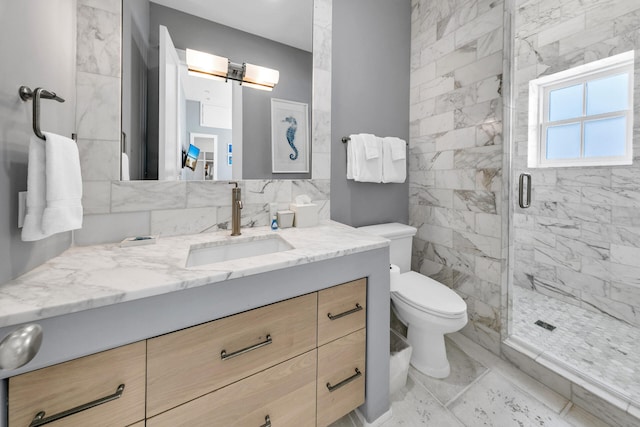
[243,63,280,91]
[185,48,229,81]
[186,48,280,91]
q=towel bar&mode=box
[18,85,76,141]
[342,135,407,148]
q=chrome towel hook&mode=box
[18,85,66,140]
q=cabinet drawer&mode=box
[147,293,317,417]
[317,328,366,427]
[147,350,317,427]
[8,341,146,427]
[318,278,366,346]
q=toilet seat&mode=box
[393,271,466,319]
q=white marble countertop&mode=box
[0,221,389,328]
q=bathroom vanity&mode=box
[0,222,390,426]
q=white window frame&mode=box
[528,50,634,168]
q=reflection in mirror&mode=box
[122,0,313,181]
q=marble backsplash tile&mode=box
[77,4,120,77]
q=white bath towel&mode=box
[21,136,48,241]
[349,133,383,183]
[347,136,355,180]
[382,137,407,183]
[121,152,130,181]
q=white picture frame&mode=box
[271,98,309,173]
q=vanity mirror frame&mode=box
[75,0,331,233]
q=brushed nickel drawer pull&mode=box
[221,335,272,360]
[327,303,362,321]
[29,384,125,427]
[260,415,271,427]
[326,368,362,392]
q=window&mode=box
[528,51,634,168]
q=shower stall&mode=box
[506,0,640,416]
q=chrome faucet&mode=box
[229,182,243,236]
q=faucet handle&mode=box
[228,181,239,188]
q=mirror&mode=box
[122,0,313,181]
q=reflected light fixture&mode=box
[186,48,280,91]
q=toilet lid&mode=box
[394,271,466,317]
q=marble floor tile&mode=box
[512,286,640,403]
[409,338,488,405]
[381,376,465,427]
[563,404,612,427]
[328,413,357,427]
[448,371,574,426]
[449,332,571,412]
[331,330,614,427]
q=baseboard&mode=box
[354,407,393,427]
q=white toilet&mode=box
[359,223,468,378]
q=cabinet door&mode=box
[9,341,146,427]
[147,350,317,427]
[317,328,366,427]
[146,293,317,417]
[318,278,366,346]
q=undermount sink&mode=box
[185,235,294,268]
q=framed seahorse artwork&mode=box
[271,98,309,173]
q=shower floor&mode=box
[512,286,640,404]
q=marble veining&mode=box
[512,286,640,405]
[0,222,388,328]
[331,332,613,427]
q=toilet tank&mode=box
[357,223,417,273]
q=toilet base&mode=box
[407,326,451,379]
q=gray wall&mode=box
[330,0,411,227]
[0,0,76,285]
[148,3,313,180]
[185,100,232,180]
[122,0,150,180]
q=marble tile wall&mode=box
[74,0,332,244]
[511,0,640,328]
[410,0,507,354]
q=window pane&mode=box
[586,73,629,116]
[549,84,583,121]
[584,116,626,157]
[546,123,581,159]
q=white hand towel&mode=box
[363,135,381,159]
[352,134,383,183]
[382,137,407,183]
[121,152,130,181]
[41,132,83,235]
[347,135,356,180]
[21,136,49,241]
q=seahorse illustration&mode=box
[282,116,299,160]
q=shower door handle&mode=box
[518,173,532,208]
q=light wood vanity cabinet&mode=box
[147,350,318,427]
[317,279,367,427]
[146,293,317,417]
[8,341,146,427]
[318,278,367,346]
[7,279,367,427]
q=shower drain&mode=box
[535,320,556,331]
